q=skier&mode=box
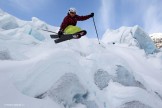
[58,7,94,38]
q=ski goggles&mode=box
[70,12,76,14]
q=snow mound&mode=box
[47,73,88,107]
[102,25,157,54]
[0,15,19,30]
[32,17,48,30]
[107,82,162,108]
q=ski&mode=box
[54,34,75,43]
[50,30,87,44]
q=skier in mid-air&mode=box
[58,7,94,38]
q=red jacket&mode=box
[60,14,91,31]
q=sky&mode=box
[0,0,162,38]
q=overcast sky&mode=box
[0,0,162,38]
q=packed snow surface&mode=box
[0,9,162,108]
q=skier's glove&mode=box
[58,30,63,37]
[90,13,94,17]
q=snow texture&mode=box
[94,69,112,90]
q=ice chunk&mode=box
[28,28,45,41]
[47,73,88,107]
[102,26,157,54]
[114,65,145,88]
[24,25,45,41]
[132,26,157,54]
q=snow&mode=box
[150,33,162,38]
[102,26,157,54]
[0,9,162,108]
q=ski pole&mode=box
[41,29,58,34]
[92,16,100,44]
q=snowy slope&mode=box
[0,9,162,108]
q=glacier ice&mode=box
[23,25,45,41]
[47,73,88,107]
[102,25,157,54]
[132,26,157,54]
[114,65,145,88]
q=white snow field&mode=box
[0,9,162,108]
